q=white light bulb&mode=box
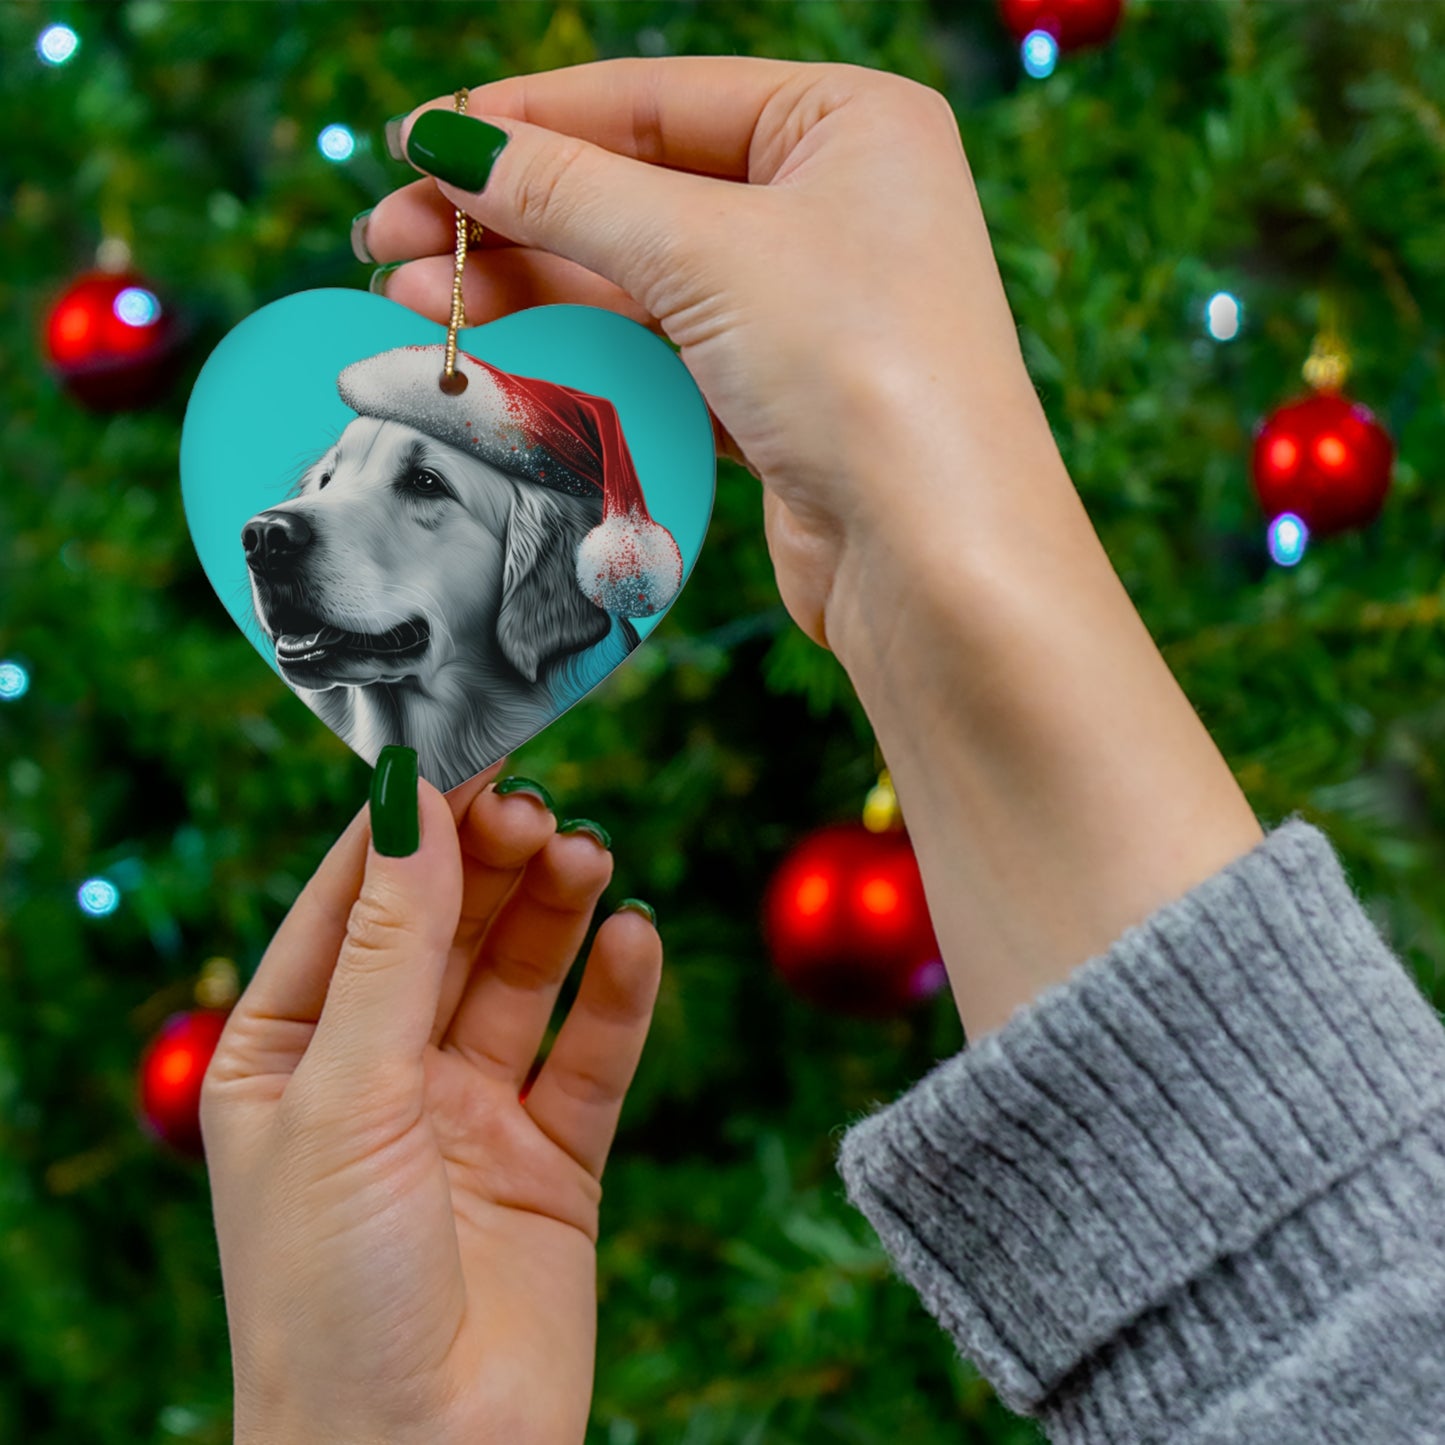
[114,287,161,327]
[318,124,356,162]
[0,660,30,701]
[1022,30,1059,80]
[78,877,121,917]
[1205,291,1242,342]
[1267,512,1309,567]
[38,24,79,66]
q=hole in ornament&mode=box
[438,370,468,396]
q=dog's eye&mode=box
[410,469,447,497]
[317,472,332,490]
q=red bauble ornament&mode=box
[44,269,182,410]
[763,822,945,1017]
[137,1009,230,1157]
[1251,392,1394,537]
[998,0,1124,50]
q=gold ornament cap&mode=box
[1303,297,1350,392]
[194,956,240,1010]
[863,768,902,833]
[1302,332,1350,393]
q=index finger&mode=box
[414,55,810,182]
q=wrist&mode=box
[824,428,1262,1039]
[824,398,1079,683]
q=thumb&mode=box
[396,106,733,313]
[303,747,463,1088]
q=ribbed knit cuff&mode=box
[836,819,1445,1434]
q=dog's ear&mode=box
[496,486,612,683]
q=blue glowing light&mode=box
[114,287,161,328]
[1267,512,1309,567]
[318,124,356,162]
[78,877,121,917]
[37,24,79,66]
[1021,29,1059,79]
[1205,291,1242,342]
[0,661,29,701]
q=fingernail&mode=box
[384,113,409,162]
[617,898,656,926]
[558,818,612,851]
[371,746,419,857]
[369,261,403,297]
[405,110,509,192]
[494,775,555,811]
[350,208,375,264]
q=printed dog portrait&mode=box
[241,412,640,792]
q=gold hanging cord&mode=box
[441,88,484,394]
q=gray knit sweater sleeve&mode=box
[836,819,1445,1443]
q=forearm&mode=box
[826,385,1262,1040]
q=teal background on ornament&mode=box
[179,289,715,673]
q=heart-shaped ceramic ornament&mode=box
[181,289,715,792]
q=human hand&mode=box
[201,754,662,1445]
[359,57,1061,658]
[361,59,1260,1044]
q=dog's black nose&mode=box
[242,510,313,571]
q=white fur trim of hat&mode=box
[337,344,683,618]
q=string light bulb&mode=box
[1021,29,1059,77]
[0,660,30,701]
[1267,512,1309,567]
[1205,291,1242,341]
[318,124,356,162]
[78,877,121,917]
[37,24,79,66]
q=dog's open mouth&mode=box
[268,603,430,666]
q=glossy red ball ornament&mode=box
[763,822,945,1017]
[44,269,182,410]
[137,1009,230,1157]
[998,0,1125,49]
[1251,392,1394,537]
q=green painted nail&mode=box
[617,898,656,926]
[369,261,402,296]
[494,775,555,811]
[370,746,419,857]
[350,208,375,264]
[559,818,612,851]
[384,113,409,162]
[405,110,509,192]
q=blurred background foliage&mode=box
[2,1,1444,1442]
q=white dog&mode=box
[242,414,638,790]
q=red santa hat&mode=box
[336,344,683,618]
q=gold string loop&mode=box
[440,88,480,394]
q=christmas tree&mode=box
[3,3,1444,1442]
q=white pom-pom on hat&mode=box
[336,344,683,618]
[576,508,684,618]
